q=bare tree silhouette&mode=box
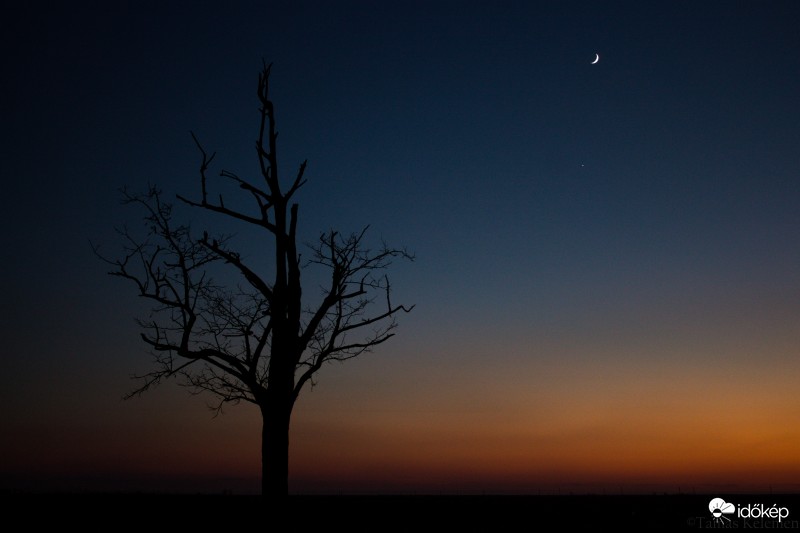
[97,63,414,496]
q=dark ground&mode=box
[3,493,800,530]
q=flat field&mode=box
[5,493,800,530]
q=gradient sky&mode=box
[2,0,800,494]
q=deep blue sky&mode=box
[2,1,799,493]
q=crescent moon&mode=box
[591,53,600,64]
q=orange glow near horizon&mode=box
[285,340,800,494]
[6,332,798,495]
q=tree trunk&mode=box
[261,401,291,496]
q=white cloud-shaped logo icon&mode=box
[709,498,736,518]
